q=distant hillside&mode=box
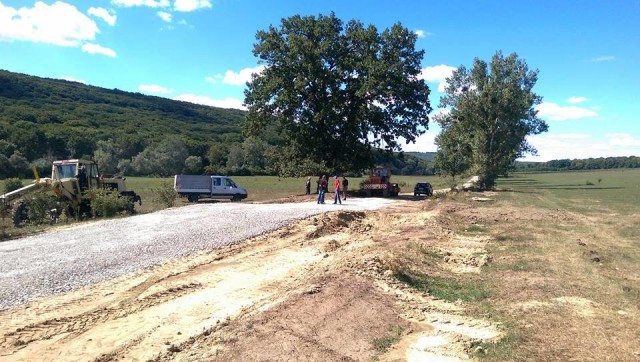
[406,151,437,161]
[0,69,245,161]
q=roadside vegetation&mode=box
[445,169,639,360]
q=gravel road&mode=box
[0,198,395,310]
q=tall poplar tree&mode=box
[436,51,548,188]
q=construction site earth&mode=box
[0,187,638,362]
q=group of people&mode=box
[305,175,348,204]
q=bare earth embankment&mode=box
[1,190,638,361]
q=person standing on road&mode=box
[342,176,349,200]
[317,175,327,204]
[305,177,311,195]
[333,175,342,204]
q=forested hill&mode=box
[0,69,435,177]
[0,69,245,161]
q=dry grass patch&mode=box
[453,191,640,361]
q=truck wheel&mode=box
[187,194,198,203]
[232,194,242,202]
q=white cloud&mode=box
[157,11,172,22]
[414,29,431,38]
[205,74,223,84]
[174,0,211,12]
[419,64,456,92]
[138,84,172,94]
[536,102,597,121]
[606,133,640,147]
[61,76,86,84]
[522,133,640,161]
[111,0,169,8]
[0,1,99,46]
[81,43,116,57]
[546,133,591,140]
[591,55,615,62]
[567,96,587,104]
[222,65,266,86]
[400,130,438,153]
[88,7,116,26]
[174,94,246,110]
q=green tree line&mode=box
[517,156,640,171]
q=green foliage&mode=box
[87,189,131,218]
[3,177,23,193]
[244,13,431,175]
[130,136,189,176]
[0,69,244,171]
[0,139,17,157]
[433,121,472,181]
[0,154,14,178]
[8,151,30,178]
[151,181,178,208]
[94,139,124,174]
[0,69,436,178]
[437,51,547,188]
[23,192,58,225]
[183,155,203,174]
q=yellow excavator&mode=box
[0,159,141,226]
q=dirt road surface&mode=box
[0,198,394,310]
[0,196,504,361]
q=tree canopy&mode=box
[435,51,548,188]
[244,13,431,176]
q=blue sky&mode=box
[1,0,639,161]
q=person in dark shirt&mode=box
[342,176,349,200]
[317,175,327,204]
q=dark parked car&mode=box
[414,182,433,196]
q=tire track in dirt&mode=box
[1,282,202,355]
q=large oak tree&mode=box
[244,13,431,176]
[435,51,548,188]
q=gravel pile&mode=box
[0,199,393,310]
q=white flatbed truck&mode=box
[174,175,248,202]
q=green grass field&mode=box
[2,170,636,212]
[496,169,640,214]
[1,173,447,213]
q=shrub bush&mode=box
[151,181,177,208]
[3,178,23,194]
[87,189,130,218]
[24,192,59,225]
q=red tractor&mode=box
[361,167,400,197]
